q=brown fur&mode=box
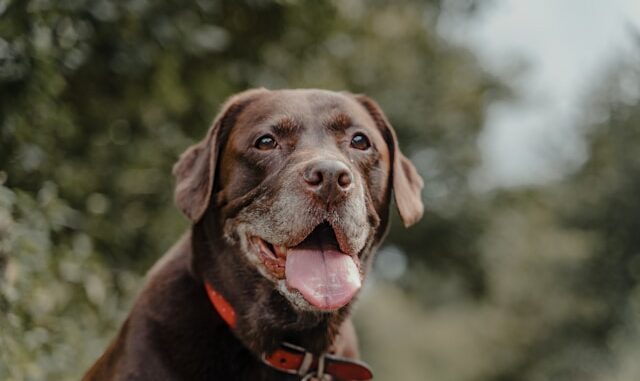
[84,89,423,380]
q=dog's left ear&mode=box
[355,95,424,227]
[173,89,267,222]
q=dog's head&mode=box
[174,88,422,316]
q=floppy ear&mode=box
[173,89,267,222]
[355,95,424,227]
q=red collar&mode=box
[205,283,237,328]
[204,282,373,380]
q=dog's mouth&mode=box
[249,222,362,311]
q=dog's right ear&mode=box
[173,89,267,222]
[354,95,424,227]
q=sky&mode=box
[438,0,640,189]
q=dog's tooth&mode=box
[275,245,287,258]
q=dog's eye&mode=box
[255,134,277,150]
[350,133,371,150]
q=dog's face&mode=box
[173,89,423,313]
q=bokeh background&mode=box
[2,0,640,380]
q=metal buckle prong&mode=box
[297,351,313,376]
[317,353,326,379]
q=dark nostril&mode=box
[337,171,352,188]
[302,159,353,199]
[304,169,323,186]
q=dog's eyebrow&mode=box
[327,113,352,131]
[272,117,300,136]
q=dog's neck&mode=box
[191,213,350,356]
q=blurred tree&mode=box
[1,0,505,379]
[4,0,638,379]
[466,54,640,381]
[355,52,640,380]
[531,55,640,381]
[0,184,141,381]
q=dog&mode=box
[83,89,423,380]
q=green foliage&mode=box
[354,55,640,381]
[2,0,639,380]
[1,0,502,378]
[0,183,141,380]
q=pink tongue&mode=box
[285,249,361,310]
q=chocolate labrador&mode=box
[83,89,423,381]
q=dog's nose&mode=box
[303,160,353,203]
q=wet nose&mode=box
[303,160,353,204]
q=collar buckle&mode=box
[205,282,372,380]
[260,342,316,377]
